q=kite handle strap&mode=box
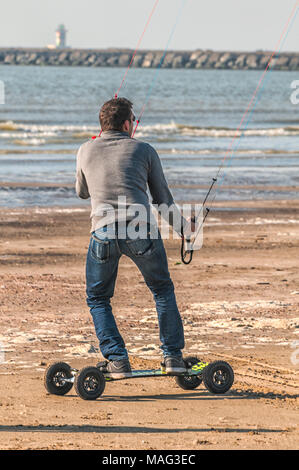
[181,235,193,265]
[180,207,212,265]
[180,214,196,265]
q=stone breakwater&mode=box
[1,48,299,70]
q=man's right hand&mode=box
[183,216,197,241]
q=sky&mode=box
[0,0,298,52]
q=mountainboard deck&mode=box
[103,361,209,381]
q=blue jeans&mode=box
[85,223,185,361]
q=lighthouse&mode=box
[55,24,67,49]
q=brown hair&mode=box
[99,97,133,132]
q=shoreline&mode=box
[1,181,299,192]
[1,181,299,211]
[1,198,299,211]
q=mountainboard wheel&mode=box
[203,360,234,394]
[44,362,73,396]
[74,366,106,400]
[175,356,203,390]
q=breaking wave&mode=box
[1,120,299,146]
[138,121,299,138]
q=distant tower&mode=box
[55,24,67,48]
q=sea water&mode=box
[0,65,298,207]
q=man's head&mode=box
[99,97,135,136]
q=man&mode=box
[76,97,191,377]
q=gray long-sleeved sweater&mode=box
[76,130,186,234]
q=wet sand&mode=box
[0,200,298,450]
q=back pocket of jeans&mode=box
[91,237,110,263]
[126,238,154,257]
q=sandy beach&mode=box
[0,198,298,450]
